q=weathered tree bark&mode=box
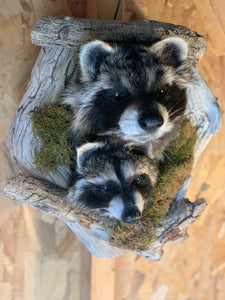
[4,17,222,259]
[31,16,206,64]
[3,174,101,228]
[8,46,78,189]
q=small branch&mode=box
[157,198,207,244]
[3,174,101,227]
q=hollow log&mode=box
[4,17,222,259]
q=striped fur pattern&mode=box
[66,142,158,224]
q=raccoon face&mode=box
[67,142,158,224]
[64,37,195,151]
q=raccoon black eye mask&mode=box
[66,142,158,224]
[64,37,195,158]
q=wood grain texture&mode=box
[0,0,23,19]
[31,16,206,64]
[0,1,90,300]
[86,0,98,19]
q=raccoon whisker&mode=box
[167,102,185,118]
[168,108,182,117]
[168,107,184,119]
[169,112,183,121]
[167,103,179,114]
[167,102,184,115]
[163,151,174,164]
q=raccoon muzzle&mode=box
[121,206,141,224]
[138,109,164,131]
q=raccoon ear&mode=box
[76,142,105,173]
[150,37,188,68]
[80,40,114,82]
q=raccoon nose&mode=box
[138,111,164,130]
[122,207,141,224]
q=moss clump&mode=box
[32,104,75,173]
[109,121,198,251]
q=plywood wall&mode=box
[0,1,90,300]
[1,1,225,300]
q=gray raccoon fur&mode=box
[66,142,158,224]
[64,37,195,158]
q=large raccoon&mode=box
[66,142,158,224]
[64,37,195,158]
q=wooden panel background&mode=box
[0,1,89,300]
[0,0,225,299]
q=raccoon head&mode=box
[67,142,158,224]
[64,37,195,153]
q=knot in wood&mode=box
[58,26,69,40]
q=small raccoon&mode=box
[64,37,195,158]
[66,142,158,224]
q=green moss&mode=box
[32,104,75,173]
[108,121,198,251]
